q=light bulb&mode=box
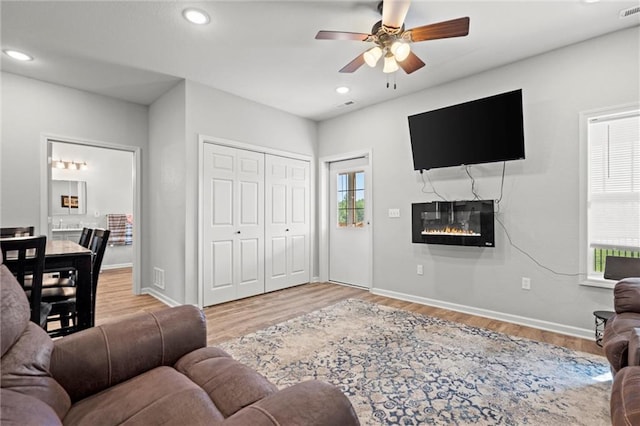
[391,41,411,62]
[383,55,399,73]
[80,162,88,171]
[56,160,65,169]
[3,49,33,61]
[363,46,383,68]
[182,8,210,25]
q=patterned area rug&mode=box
[219,299,611,425]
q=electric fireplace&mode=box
[411,200,495,247]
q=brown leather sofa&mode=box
[0,259,360,425]
[602,277,640,426]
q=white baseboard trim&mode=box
[141,287,181,307]
[370,287,595,341]
[102,263,133,270]
[311,276,321,283]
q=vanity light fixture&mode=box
[182,8,210,25]
[3,49,33,61]
[52,159,88,170]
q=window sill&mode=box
[580,278,615,289]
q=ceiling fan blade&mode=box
[406,17,470,42]
[382,0,412,30]
[315,31,370,41]
[339,54,366,73]
[398,51,425,74]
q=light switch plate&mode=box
[388,208,400,218]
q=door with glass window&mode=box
[329,157,371,288]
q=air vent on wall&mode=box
[620,6,640,18]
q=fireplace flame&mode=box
[421,226,480,237]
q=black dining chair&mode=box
[78,227,93,248]
[45,229,110,336]
[0,235,50,328]
[0,226,35,238]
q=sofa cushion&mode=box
[63,366,224,425]
[1,267,71,420]
[0,388,62,426]
[614,278,640,314]
[1,264,30,357]
[629,328,640,367]
[604,312,640,373]
[175,347,278,418]
[611,366,640,426]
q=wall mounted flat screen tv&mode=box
[408,89,525,171]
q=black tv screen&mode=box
[408,89,525,171]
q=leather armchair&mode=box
[602,277,640,426]
[1,260,360,425]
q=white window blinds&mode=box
[588,111,640,250]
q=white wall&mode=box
[1,73,148,235]
[318,27,640,336]
[146,81,186,304]
[51,142,134,268]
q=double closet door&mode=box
[202,143,310,306]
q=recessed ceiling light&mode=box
[3,49,33,61]
[336,86,350,94]
[582,0,600,3]
[182,8,210,25]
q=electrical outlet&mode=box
[388,208,400,218]
[417,264,424,275]
[522,277,531,290]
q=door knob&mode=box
[236,231,241,234]
[285,229,290,232]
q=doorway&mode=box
[320,152,372,289]
[43,137,141,294]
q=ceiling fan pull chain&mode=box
[394,73,397,90]
[386,74,390,88]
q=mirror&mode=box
[51,180,87,215]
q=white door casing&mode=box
[265,155,310,291]
[202,144,264,306]
[328,156,371,288]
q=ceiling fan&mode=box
[315,0,470,75]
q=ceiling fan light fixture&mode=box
[383,54,399,73]
[391,41,411,62]
[182,8,210,25]
[363,46,383,67]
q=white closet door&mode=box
[203,144,264,306]
[265,155,310,292]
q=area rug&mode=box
[219,299,611,425]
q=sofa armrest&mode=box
[614,278,640,314]
[50,305,206,402]
[222,381,360,426]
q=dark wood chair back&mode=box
[1,226,35,238]
[78,227,93,248]
[89,229,111,305]
[1,235,49,327]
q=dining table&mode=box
[44,239,93,332]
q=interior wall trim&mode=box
[370,287,594,340]
[141,287,181,308]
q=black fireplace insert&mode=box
[411,200,495,247]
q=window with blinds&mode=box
[587,109,640,278]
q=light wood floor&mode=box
[95,268,603,356]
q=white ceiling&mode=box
[2,1,639,121]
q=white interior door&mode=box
[265,155,310,291]
[329,157,371,288]
[203,144,264,306]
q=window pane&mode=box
[336,171,365,228]
[587,110,640,278]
